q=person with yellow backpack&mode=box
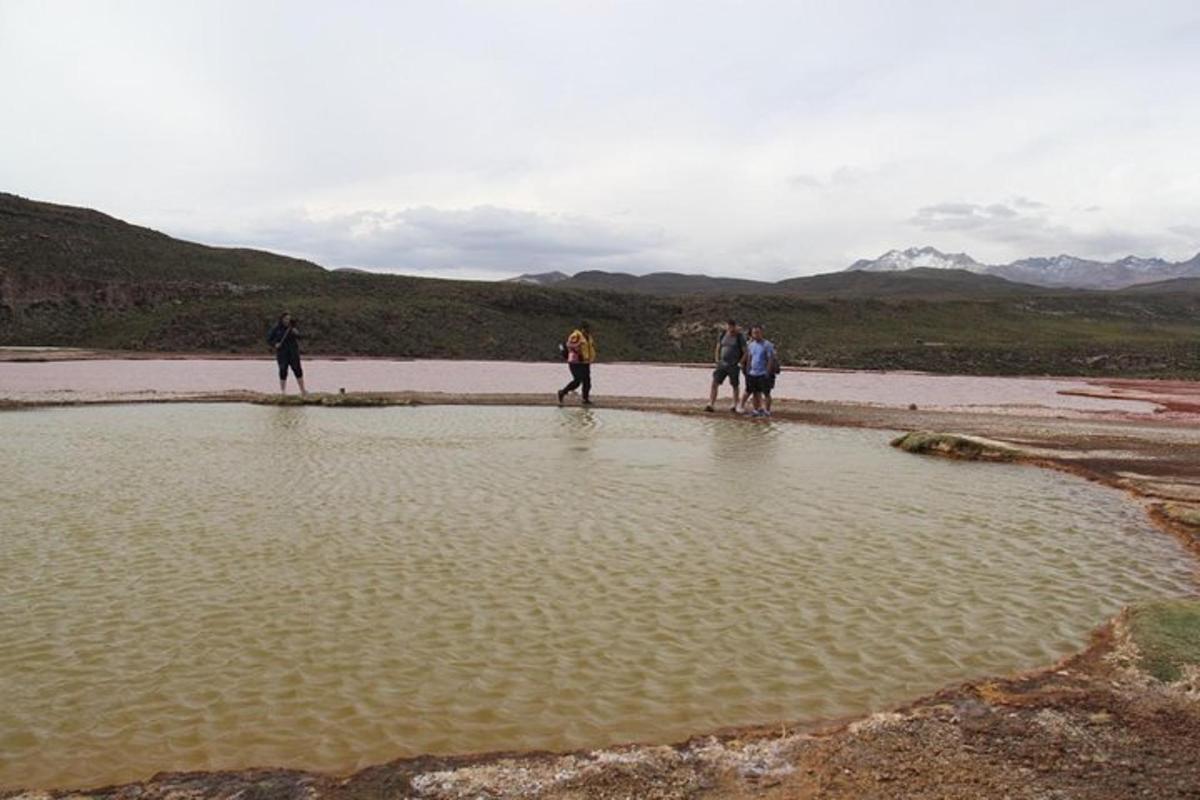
[556,321,597,405]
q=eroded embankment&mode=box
[3,391,1200,798]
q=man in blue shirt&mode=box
[744,323,777,417]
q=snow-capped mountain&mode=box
[847,247,985,273]
[1007,255,1100,275]
[1116,256,1173,272]
[506,270,571,286]
[846,247,1200,290]
[987,255,1107,287]
[507,249,1200,292]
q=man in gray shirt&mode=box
[706,319,748,413]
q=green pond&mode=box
[0,404,1194,789]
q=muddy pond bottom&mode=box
[1,405,1194,789]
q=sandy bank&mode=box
[0,354,1164,415]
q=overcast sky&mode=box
[2,1,1198,280]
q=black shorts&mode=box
[712,363,741,386]
[277,350,303,379]
[746,374,771,395]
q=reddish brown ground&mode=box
[1064,377,1200,415]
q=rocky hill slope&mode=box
[2,194,1198,376]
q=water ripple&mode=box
[0,404,1195,789]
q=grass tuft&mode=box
[1127,600,1200,683]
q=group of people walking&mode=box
[552,318,779,417]
[706,319,779,417]
[265,312,780,417]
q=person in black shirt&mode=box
[706,319,747,413]
[266,312,307,395]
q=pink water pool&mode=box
[0,358,1164,415]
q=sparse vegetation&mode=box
[890,431,1021,461]
[3,193,1200,376]
[1127,600,1200,682]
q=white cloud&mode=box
[910,198,1175,260]
[2,0,1199,278]
[186,205,668,276]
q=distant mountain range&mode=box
[848,246,1200,290]
[508,266,1059,299]
[509,270,570,286]
[513,246,1200,293]
[4,192,1199,377]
